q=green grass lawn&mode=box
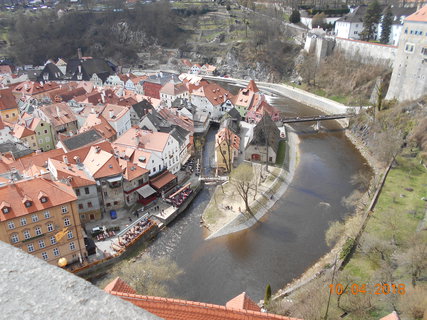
[275,140,286,166]
[339,150,427,318]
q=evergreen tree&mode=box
[380,6,393,44]
[264,283,272,306]
[289,9,301,24]
[361,0,381,41]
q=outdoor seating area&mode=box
[113,218,153,251]
[167,184,193,208]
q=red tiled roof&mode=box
[405,5,427,22]
[0,88,19,111]
[0,178,77,221]
[105,278,301,320]
[104,277,137,295]
[12,81,59,96]
[150,171,176,190]
[247,80,260,93]
[39,103,77,128]
[226,292,261,312]
[380,311,400,320]
[192,83,233,106]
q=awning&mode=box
[106,176,122,183]
[136,184,157,198]
[150,171,177,190]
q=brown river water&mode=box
[139,83,371,305]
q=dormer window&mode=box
[25,201,32,208]
[38,191,48,203]
[1,201,11,214]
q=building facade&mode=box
[386,5,427,101]
[0,178,87,266]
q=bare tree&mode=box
[216,128,235,174]
[109,256,183,297]
[396,232,427,287]
[397,286,427,319]
[230,163,256,218]
[297,53,318,86]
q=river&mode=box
[140,85,371,305]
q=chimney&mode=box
[95,146,101,153]
[77,48,82,60]
[78,65,82,74]
[56,105,61,118]
[63,155,68,164]
[109,109,114,119]
[73,156,81,164]
[91,107,95,114]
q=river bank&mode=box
[267,101,386,302]
[202,125,299,240]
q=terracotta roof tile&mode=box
[0,88,18,111]
[105,278,302,320]
[405,5,427,22]
[114,127,171,152]
[79,113,117,140]
[0,178,77,221]
[226,292,260,312]
[104,277,137,295]
[39,103,77,128]
[380,311,400,320]
[192,83,233,106]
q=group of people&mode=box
[113,218,153,250]
[96,230,116,241]
[169,187,193,208]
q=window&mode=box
[2,207,9,214]
[38,240,45,249]
[67,231,73,239]
[47,223,54,232]
[78,203,83,210]
[23,230,31,239]
[44,211,50,219]
[87,202,93,208]
[32,214,38,222]
[41,252,48,260]
[7,221,15,229]
[75,189,80,196]
[61,206,68,213]
[44,129,47,133]
[103,191,108,196]
[84,187,90,195]
[422,47,427,56]
[405,43,415,53]
[64,218,70,226]
[39,139,43,144]
[35,226,42,236]
[27,244,35,253]
[25,201,33,208]
[50,236,56,245]
[53,248,60,256]
[69,242,75,251]
[11,233,19,243]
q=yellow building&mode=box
[0,178,87,266]
[0,88,19,123]
[215,127,240,173]
[12,123,38,150]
